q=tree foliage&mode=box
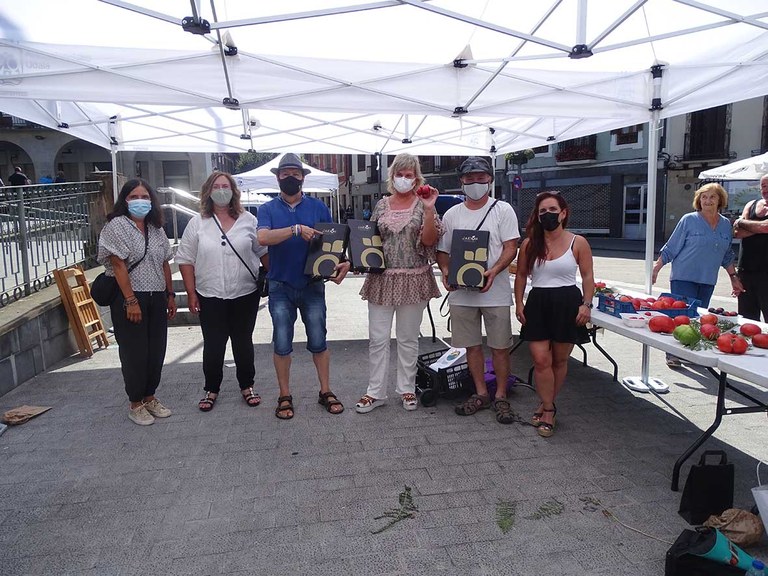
[235,151,278,173]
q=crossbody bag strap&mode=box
[213,215,258,282]
[474,199,499,231]
[127,225,149,273]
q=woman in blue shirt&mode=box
[652,183,744,366]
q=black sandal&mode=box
[318,391,344,414]
[275,395,294,420]
[241,387,261,407]
[198,392,216,412]
[493,398,515,425]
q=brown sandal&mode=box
[455,394,491,416]
[275,395,294,420]
[318,391,344,414]
[537,407,556,438]
[493,398,515,425]
[241,387,261,407]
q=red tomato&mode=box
[646,298,656,303]
[716,334,733,353]
[651,301,668,310]
[740,323,762,337]
[417,185,432,198]
[674,315,691,326]
[700,324,720,341]
[732,336,749,354]
[631,298,645,310]
[660,297,676,306]
[752,334,768,349]
[700,314,718,325]
[672,300,688,309]
[619,295,632,302]
[649,316,675,334]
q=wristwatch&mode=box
[582,301,593,309]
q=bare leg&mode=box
[490,347,510,399]
[551,342,574,400]
[312,349,330,393]
[465,345,488,397]
[529,340,555,424]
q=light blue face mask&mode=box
[127,199,152,218]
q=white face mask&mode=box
[393,176,415,194]
[462,182,490,201]
[211,187,233,206]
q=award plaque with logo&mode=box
[447,229,490,290]
[304,223,350,279]
[347,219,386,273]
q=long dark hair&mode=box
[108,178,164,227]
[524,191,569,271]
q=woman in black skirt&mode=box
[513,192,594,438]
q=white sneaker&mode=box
[402,393,418,411]
[128,405,155,426]
[355,395,386,414]
[143,398,171,418]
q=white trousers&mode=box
[366,301,428,399]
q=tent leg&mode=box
[111,146,119,201]
[622,109,668,395]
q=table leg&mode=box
[576,343,588,366]
[425,301,436,343]
[671,370,727,491]
[590,327,619,381]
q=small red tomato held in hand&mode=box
[417,185,432,198]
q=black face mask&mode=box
[539,211,561,231]
[279,176,303,196]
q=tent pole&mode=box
[622,108,668,395]
[111,146,119,201]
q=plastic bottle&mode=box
[746,559,766,576]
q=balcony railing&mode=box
[555,135,597,163]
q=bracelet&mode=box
[123,296,139,308]
[166,291,176,298]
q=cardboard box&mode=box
[447,229,489,290]
[304,222,349,279]
[347,219,386,273]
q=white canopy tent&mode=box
[234,154,339,191]
[3,0,768,392]
[698,152,768,181]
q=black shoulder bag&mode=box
[91,226,149,306]
[213,215,267,297]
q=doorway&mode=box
[623,184,647,239]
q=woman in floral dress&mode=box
[355,153,442,413]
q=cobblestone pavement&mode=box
[1,254,766,575]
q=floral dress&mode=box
[360,196,443,305]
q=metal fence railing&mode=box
[0,182,103,307]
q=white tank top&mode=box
[531,236,578,288]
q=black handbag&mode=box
[679,451,735,525]
[91,228,149,306]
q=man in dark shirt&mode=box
[733,174,768,321]
[8,167,30,186]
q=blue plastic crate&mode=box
[650,292,701,319]
[596,293,635,317]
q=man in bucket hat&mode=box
[258,153,351,420]
[436,156,520,424]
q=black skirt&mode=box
[520,285,590,344]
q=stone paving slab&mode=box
[1,265,768,575]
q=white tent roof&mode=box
[1,1,768,154]
[698,152,768,181]
[234,154,339,191]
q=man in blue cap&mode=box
[258,153,350,420]
[436,156,520,424]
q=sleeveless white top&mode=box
[531,236,578,288]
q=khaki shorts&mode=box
[449,305,512,349]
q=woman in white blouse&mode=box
[176,172,269,412]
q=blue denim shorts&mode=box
[267,279,327,356]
